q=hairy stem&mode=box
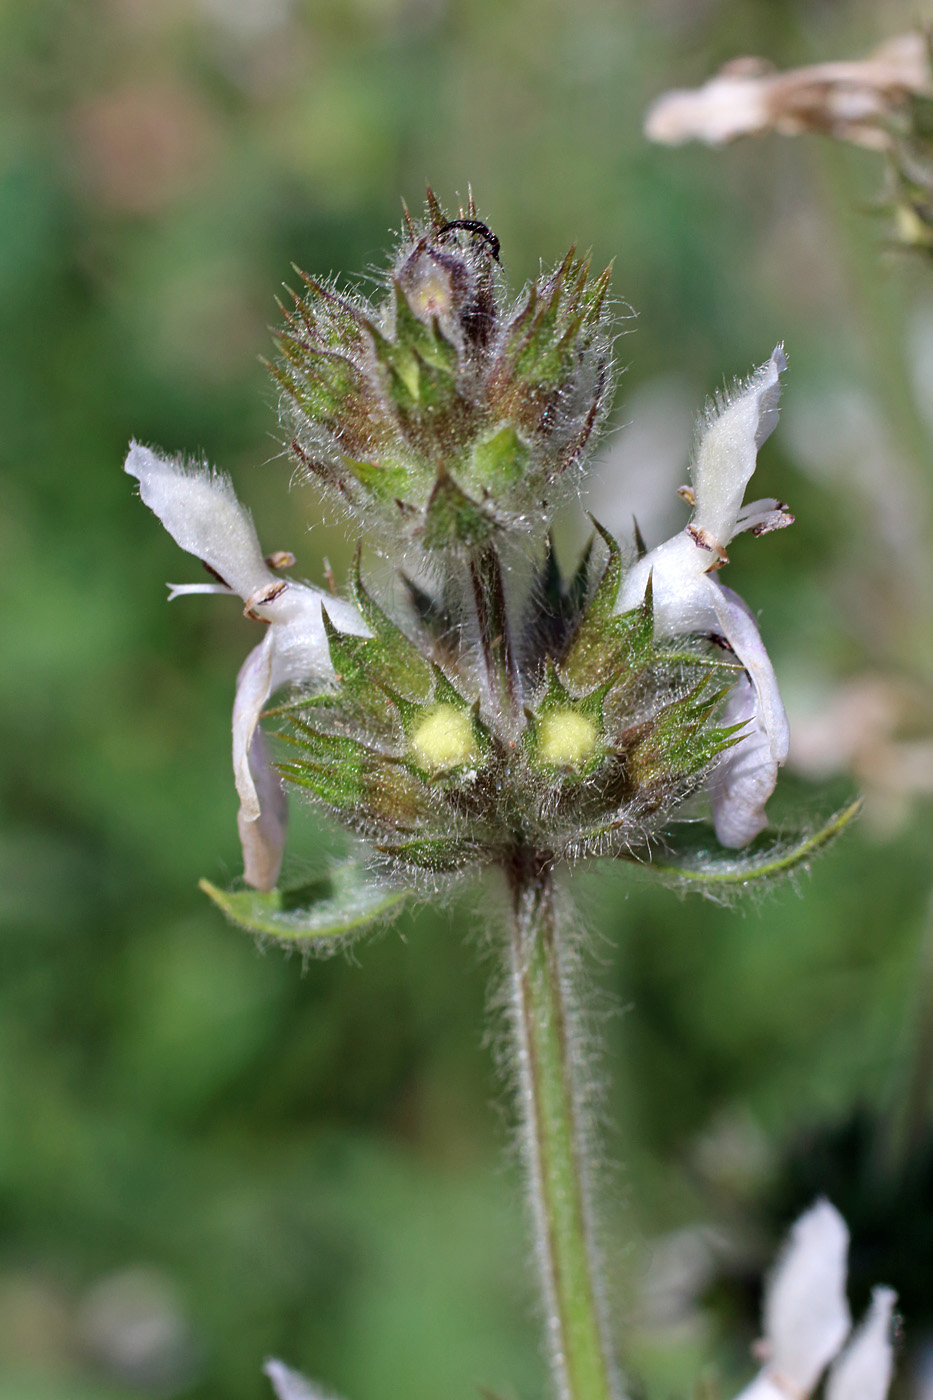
[506,857,621,1400]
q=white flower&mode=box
[826,1288,898,1400]
[733,1201,897,1400]
[616,348,792,847]
[264,1360,338,1400]
[124,443,369,891]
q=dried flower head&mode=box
[645,32,933,255]
[644,34,930,151]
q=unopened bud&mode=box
[537,711,598,769]
[411,704,478,772]
[274,192,613,554]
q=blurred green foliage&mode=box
[3,1,933,1398]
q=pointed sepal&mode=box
[562,521,655,690]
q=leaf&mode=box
[375,833,482,871]
[635,799,862,890]
[200,861,409,944]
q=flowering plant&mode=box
[125,196,860,1400]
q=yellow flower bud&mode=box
[411,705,477,771]
[537,711,598,769]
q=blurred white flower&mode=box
[616,348,792,846]
[734,1202,896,1400]
[645,34,930,151]
[197,0,292,38]
[125,443,369,890]
[826,1289,898,1400]
[789,673,933,835]
[265,1359,339,1400]
[79,1265,201,1394]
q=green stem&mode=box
[506,857,621,1400]
[470,543,520,728]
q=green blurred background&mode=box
[4,1,933,1397]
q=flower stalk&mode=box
[470,542,521,728]
[506,856,620,1400]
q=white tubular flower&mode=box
[735,1201,852,1400]
[125,443,369,891]
[732,1203,898,1400]
[826,1288,898,1400]
[616,348,792,847]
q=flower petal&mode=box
[645,36,930,153]
[232,590,341,822]
[127,440,373,890]
[734,497,795,536]
[732,1374,796,1400]
[710,672,777,847]
[644,68,774,146]
[711,584,789,764]
[125,442,270,600]
[233,630,278,828]
[616,531,714,625]
[825,1289,897,1400]
[264,1359,336,1400]
[699,580,787,847]
[617,543,788,767]
[232,589,371,886]
[237,728,288,891]
[691,347,786,549]
[616,539,787,847]
[167,582,235,599]
[763,1200,852,1396]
